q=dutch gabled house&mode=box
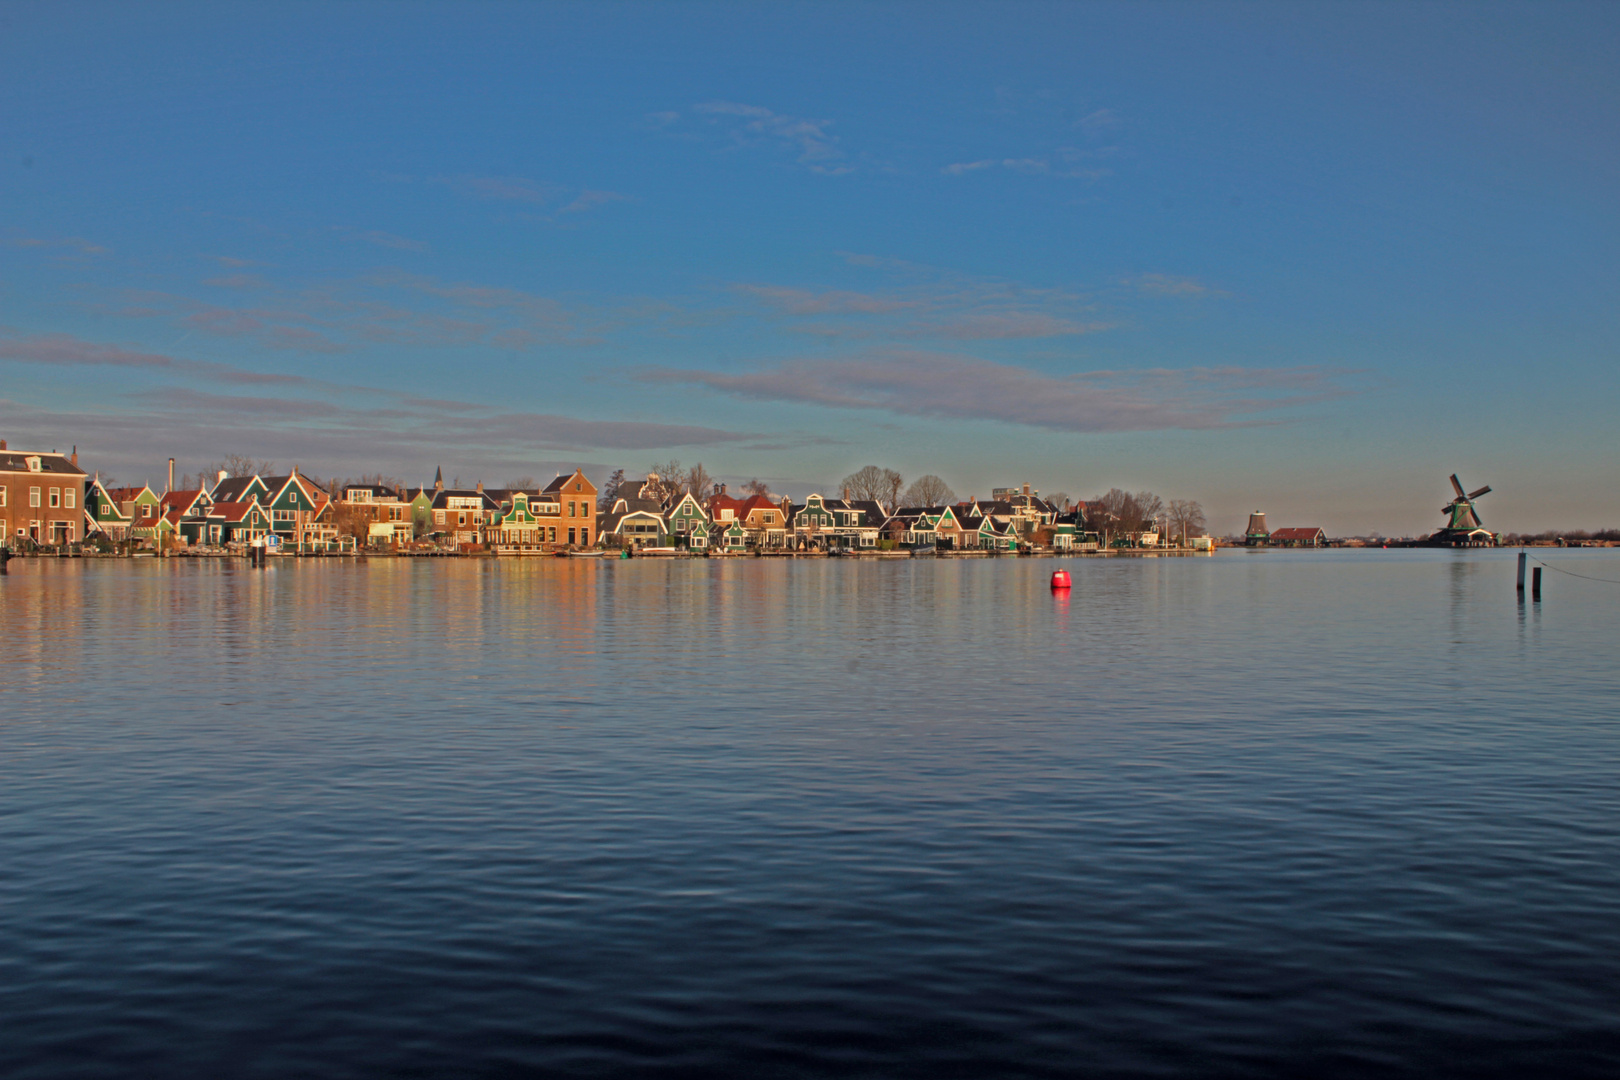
[664,491,711,549]
[541,469,598,548]
[600,477,669,548]
[0,444,88,546]
[85,476,131,540]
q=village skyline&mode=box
[4,3,1618,537]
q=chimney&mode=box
[1023,482,1030,497]
[72,446,80,469]
[0,439,6,450]
[475,481,484,493]
[167,457,174,493]
[217,470,228,487]
[720,483,726,496]
[843,485,850,502]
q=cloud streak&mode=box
[0,332,316,386]
[693,101,852,174]
[641,352,1353,434]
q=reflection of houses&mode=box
[0,444,87,546]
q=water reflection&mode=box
[2,551,1619,1077]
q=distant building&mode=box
[0,443,87,546]
[1269,527,1327,548]
[1245,511,1270,547]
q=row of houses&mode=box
[593,476,1083,553]
[2,439,1133,555]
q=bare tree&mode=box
[1047,491,1072,512]
[902,474,955,508]
[210,454,274,479]
[742,478,772,499]
[504,475,539,491]
[840,465,904,509]
[1134,491,1164,530]
[598,469,626,511]
[1088,488,1132,545]
[1167,499,1207,547]
[650,459,685,493]
[684,463,712,501]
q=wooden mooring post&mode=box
[1532,566,1542,601]
[1517,552,1526,593]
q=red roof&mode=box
[160,489,204,512]
[210,500,262,523]
[1271,527,1325,540]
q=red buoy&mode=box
[1051,569,1072,590]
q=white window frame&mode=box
[30,487,41,508]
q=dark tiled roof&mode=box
[0,452,85,477]
[429,489,499,511]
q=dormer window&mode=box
[25,456,41,473]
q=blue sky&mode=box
[3,1,1616,534]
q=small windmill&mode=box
[1435,473,1495,545]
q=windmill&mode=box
[1434,473,1496,546]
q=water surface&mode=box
[3,550,1618,1077]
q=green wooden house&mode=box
[85,478,131,539]
[715,519,746,552]
[665,492,711,548]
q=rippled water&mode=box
[3,550,1618,1077]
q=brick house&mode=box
[0,442,87,547]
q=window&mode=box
[580,528,589,544]
[435,511,446,525]
[567,501,576,517]
[65,490,75,509]
[47,489,58,508]
[568,528,576,545]
[548,527,556,543]
[458,512,467,527]
[575,482,581,492]
[0,488,5,507]
[30,487,40,508]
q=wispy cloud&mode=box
[5,234,109,256]
[932,312,1111,340]
[1132,273,1224,297]
[1075,108,1118,133]
[732,284,913,316]
[693,101,852,175]
[641,352,1353,434]
[432,174,559,204]
[731,262,1105,342]
[202,273,273,290]
[0,332,316,386]
[941,155,1110,180]
[558,189,631,215]
[358,230,430,252]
